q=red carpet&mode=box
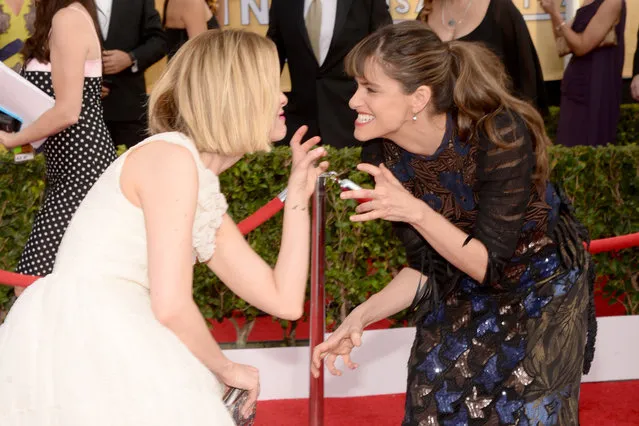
[255,381,639,425]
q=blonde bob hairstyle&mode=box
[148,29,280,155]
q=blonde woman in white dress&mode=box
[0,28,328,425]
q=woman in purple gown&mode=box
[541,0,626,147]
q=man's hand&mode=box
[102,50,133,75]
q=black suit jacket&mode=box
[267,0,392,148]
[101,0,167,122]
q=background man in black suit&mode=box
[96,0,167,149]
[267,0,392,149]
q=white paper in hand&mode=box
[0,61,55,148]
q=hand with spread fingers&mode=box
[287,125,329,199]
[340,163,425,224]
[311,314,364,378]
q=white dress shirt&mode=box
[95,0,113,39]
[304,0,337,65]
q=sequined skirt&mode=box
[402,209,593,425]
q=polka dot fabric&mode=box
[15,70,116,276]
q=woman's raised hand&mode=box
[287,126,329,199]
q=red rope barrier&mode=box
[588,232,639,255]
[236,189,287,235]
[0,270,38,287]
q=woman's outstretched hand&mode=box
[287,126,329,199]
[311,313,364,378]
[340,163,424,224]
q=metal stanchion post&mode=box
[309,174,327,426]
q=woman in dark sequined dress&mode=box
[312,21,595,425]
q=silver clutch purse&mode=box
[223,387,256,425]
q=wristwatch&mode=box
[128,52,139,73]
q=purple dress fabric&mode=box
[557,0,626,147]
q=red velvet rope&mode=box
[588,232,639,255]
[2,182,637,288]
[236,189,287,236]
[0,270,36,288]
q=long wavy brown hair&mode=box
[345,20,551,195]
[22,0,100,63]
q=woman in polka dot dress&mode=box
[0,0,116,286]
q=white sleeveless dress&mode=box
[0,132,234,425]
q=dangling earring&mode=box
[412,114,417,121]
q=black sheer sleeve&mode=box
[473,113,534,287]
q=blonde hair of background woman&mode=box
[148,29,280,155]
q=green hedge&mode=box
[1,112,638,343]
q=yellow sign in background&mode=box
[149,0,638,90]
